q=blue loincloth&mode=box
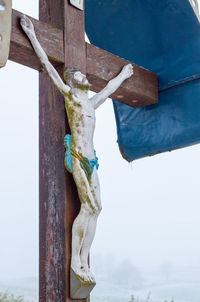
[64,134,99,181]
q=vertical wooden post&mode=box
[64,0,86,73]
[39,1,66,301]
[39,0,88,301]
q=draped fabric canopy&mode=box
[85,0,200,161]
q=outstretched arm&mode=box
[90,64,134,110]
[20,15,70,95]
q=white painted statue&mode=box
[20,15,134,284]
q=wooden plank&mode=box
[39,1,66,301]
[39,73,66,301]
[86,44,158,107]
[9,9,158,108]
[10,9,64,70]
[64,0,86,73]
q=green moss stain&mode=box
[74,271,93,285]
[74,102,82,108]
[77,228,84,243]
[65,101,74,123]
[64,90,97,213]
[76,83,90,91]
[65,91,73,102]
[64,92,83,127]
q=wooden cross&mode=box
[8,1,158,301]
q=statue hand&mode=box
[20,15,35,37]
[121,64,134,79]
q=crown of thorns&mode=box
[63,67,79,81]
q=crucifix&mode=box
[20,11,134,295]
[6,0,158,300]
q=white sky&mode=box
[0,0,200,280]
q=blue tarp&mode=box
[85,0,200,161]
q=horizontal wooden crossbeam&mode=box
[10,9,158,107]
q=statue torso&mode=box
[64,89,96,158]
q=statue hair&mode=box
[63,67,79,82]
[63,67,91,91]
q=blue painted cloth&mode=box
[64,134,73,173]
[64,134,99,180]
[85,0,200,161]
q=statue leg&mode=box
[71,157,97,282]
[80,169,102,282]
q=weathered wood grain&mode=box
[86,44,158,107]
[10,9,64,70]
[39,74,66,302]
[9,9,158,108]
[39,1,66,301]
[64,0,86,73]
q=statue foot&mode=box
[80,264,96,283]
[87,269,96,283]
[71,263,90,283]
[70,267,96,299]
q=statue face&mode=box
[73,71,89,85]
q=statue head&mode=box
[63,67,91,91]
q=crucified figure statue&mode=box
[20,15,134,284]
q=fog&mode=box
[0,1,200,301]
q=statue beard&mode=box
[69,77,91,92]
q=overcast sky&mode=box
[0,0,200,280]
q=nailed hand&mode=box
[20,15,35,36]
[122,63,134,79]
